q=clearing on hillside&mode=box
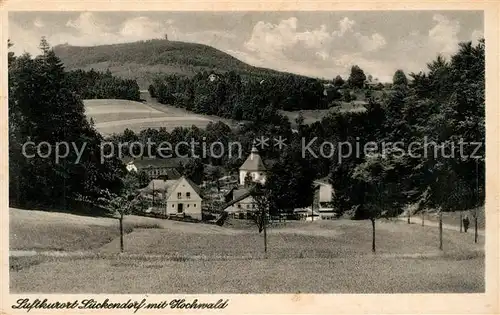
[84,99,215,136]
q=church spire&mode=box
[239,141,266,171]
[250,140,259,156]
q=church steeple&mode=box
[240,142,266,172]
[239,141,267,186]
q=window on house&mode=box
[177,192,182,199]
[194,204,197,207]
[172,204,175,208]
[186,192,191,199]
[187,204,190,208]
[237,204,241,208]
[246,204,250,209]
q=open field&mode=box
[281,102,367,126]
[9,208,484,293]
[84,95,368,137]
[84,91,241,136]
[84,99,215,136]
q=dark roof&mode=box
[240,146,266,171]
[140,179,178,194]
[314,177,330,185]
[132,157,190,169]
[140,176,202,199]
[121,156,135,164]
[233,188,251,200]
[157,169,182,180]
[184,176,202,197]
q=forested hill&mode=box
[53,39,312,88]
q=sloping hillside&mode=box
[54,39,304,88]
[83,98,223,136]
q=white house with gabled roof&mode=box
[140,176,203,220]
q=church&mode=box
[224,143,267,217]
[239,144,267,186]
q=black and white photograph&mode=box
[3,5,496,310]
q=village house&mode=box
[293,180,335,221]
[208,73,218,82]
[140,176,203,220]
[123,157,186,179]
[312,179,336,219]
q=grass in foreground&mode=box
[9,208,164,252]
[99,219,484,259]
[10,255,484,293]
[9,208,485,293]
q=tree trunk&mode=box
[311,202,314,222]
[371,218,376,253]
[459,212,463,233]
[407,208,411,224]
[439,211,443,250]
[422,211,424,226]
[263,214,267,254]
[474,214,478,243]
[119,213,124,253]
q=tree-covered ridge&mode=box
[53,39,314,87]
[54,40,253,70]
[148,62,394,121]
[148,70,328,120]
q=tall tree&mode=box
[251,184,271,254]
[392,69,408,86]
[333,75,345,87]
[348,65,366,89]
[265,147,314,216]
[351,153,406,253]
[9,38,123,208]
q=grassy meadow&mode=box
[281,103,368,127]
[84,99,217,136]
[83,93,244,136]
[9,208,484,293]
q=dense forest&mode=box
[148,71,327,119]
[148,63,385,120]
[8,38,139,209]
[66,69,140,101]
[9,37,485,221]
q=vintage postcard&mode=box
[1,1,498,314]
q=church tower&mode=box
[239,143,266,186]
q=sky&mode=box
[9,11,483,82]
